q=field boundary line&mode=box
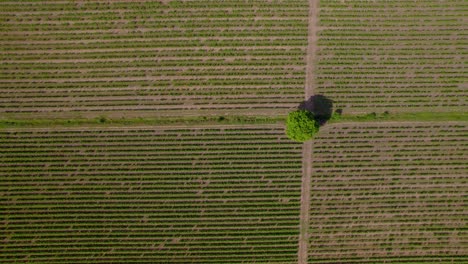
[298,0,319,263]
[304,0,318,100]
[323,120,468,129]
[298,140,313,264]
[0,123,284,132]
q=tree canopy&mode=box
[286,110,319,142]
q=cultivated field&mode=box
[0,124,303,263]
[315,0,467,114]
[1,0,467,263]
[308,122,467,263]
[0,0,308,119]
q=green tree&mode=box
[286,110,318,142]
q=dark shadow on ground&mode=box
[298,95,334,126]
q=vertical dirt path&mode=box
[304,0,319,100]
[298,141,313,264]
[298,0,319,263]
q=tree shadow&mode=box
[298,95,334,126]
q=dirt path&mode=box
[304,0,319,100]
[298,0,319,263]
[298,141,313,264]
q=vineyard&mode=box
[1,0,467,263]
[309,122,467,263]
[0,0,308,119]
[315,0,467,114]
[0,124,303,263]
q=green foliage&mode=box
[168,0,183,8]
[98,116,108,123]
[286,110,318,142]
[330,111,342,122]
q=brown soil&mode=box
[298,1,319,263]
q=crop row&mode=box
[0,0,308,11]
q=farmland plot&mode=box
[0,124,303,263]
[308,122,468,263]
[0,0,308,119]
[315,0,467,114]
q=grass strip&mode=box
[329,111,468,123]
[0,111,466,129]
[0,115,285,129]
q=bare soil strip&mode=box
[298,141,313,264]
[1,46,303,54]
[304,0,318,100]
[298,0,319,263]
